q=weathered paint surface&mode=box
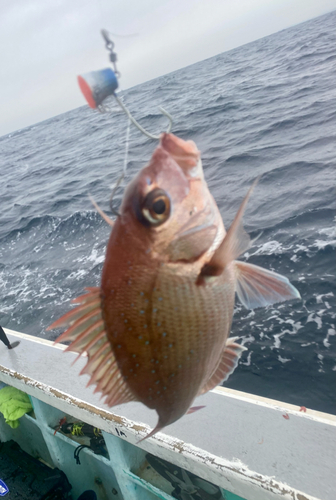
[1,329,335,500]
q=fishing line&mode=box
[80,25,173,216]
[96,0,138,38]
[103,29,139,39]
[109,116,131,216]
[123,116,131,176]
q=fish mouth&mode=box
[160,133,203,178]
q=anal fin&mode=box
[199,337,247,395]
[235,260,301,309]
[48,288,136,408]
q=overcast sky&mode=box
[1,0,335,136]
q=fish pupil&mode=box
[152,198,166,215]
[139,188,170,226]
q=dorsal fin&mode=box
[48,288,136,407]
[198,337,247,395]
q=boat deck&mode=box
[0,328,335,500]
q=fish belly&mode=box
[102,254,235,424]
[149,264,235,423]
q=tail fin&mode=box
[138,422,164,443]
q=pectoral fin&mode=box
[48,288,135,407]
[235,261,301,309]
[197,179,258,285]
[199,337,247,395]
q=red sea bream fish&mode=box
[49,133,300,439]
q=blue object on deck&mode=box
[0,480,9,497]
[77,491,97,500]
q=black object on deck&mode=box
[0,326,20,350]
[0,440,72,499]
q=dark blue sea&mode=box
[1,12,335,414]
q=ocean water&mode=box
[0,12,335,414]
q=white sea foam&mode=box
[278,355,291,363]
[266,314,281,321]
[240,351,252,366]
[323,327,336,348]
[317,353,324,373]
[241,334,255,346]
[87,247,105,266]
[313,239,336,249]
[307,313,322,329]
[312,225,336,250]
[67,269,88,281]
[315,292,334,303]
[247,240,292,257]
[75,246,105,267]
[274,318,303,334]
[318,226,336,238]
[273,333,285,349]
[0,273,8,290]
[293,243,309,254]
[245,310,255,319]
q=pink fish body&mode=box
[49,133,300,438]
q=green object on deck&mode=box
[0,386,32,428]
[223,491,246,500]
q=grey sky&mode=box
[1,0,335,136]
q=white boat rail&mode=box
[0,328,335,500]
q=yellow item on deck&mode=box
[0,386,33,428]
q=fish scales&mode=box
[49,132,300,439]
[154,263,235,381]
[102,228,234,425]
[152,264,235,420]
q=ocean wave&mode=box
[0,11,335,413]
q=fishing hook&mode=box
[96,30,173,217]
[114,95,173,140]
[107,101,172,216]
[109,173,124,217]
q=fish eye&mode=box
[141,188,171,226]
